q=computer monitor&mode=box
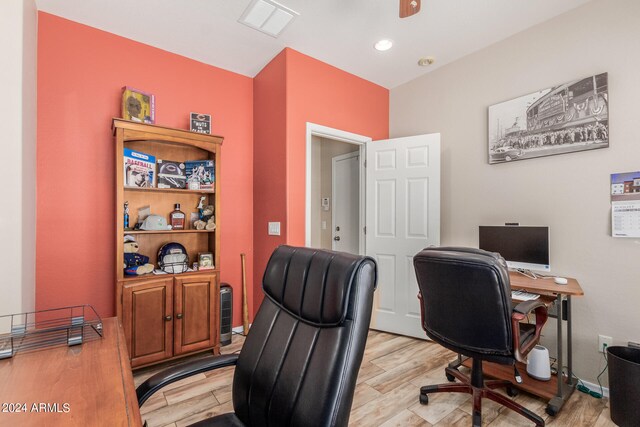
[478,226,550,272]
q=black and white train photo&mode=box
[488,73,609,164]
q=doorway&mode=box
[305,123,370,254]
[332,152,359,253]
[306,123,441,339]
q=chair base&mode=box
[419,362,544,427]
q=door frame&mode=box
[331,151,360,252]
[305,122,371,254]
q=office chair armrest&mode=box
[137,354,239,406]
[511,300,548,363]
[512,299,545,315]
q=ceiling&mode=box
[36,0,593,89]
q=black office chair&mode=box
[413,247,548,427]
[137,245,377,427]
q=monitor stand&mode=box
[513,268,540,280]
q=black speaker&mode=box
[220,283,233,346]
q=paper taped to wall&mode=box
[612,200,640,237]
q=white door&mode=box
[366,134,440,338]
[332,152,360,254]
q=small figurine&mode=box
[124,201,130,230]
[194,203,216,230]
[197,196,206,220]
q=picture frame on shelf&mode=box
[122,87,155,124]
[190,113,211,134]
[198,252,214,270]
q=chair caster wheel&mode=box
[446,372,456,382]
[546,404,559,416]
[419,394,429,405]
[506,386,519,397]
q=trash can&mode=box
[607,346,640,427]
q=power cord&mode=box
[570,344,608,399]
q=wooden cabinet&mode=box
[113,119,223,368]
[174,273,218,355]
[122,277,173,367]
[121,274,219,368]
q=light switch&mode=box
[268,222,281,236]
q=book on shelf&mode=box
[185,160,215,189]
[124,148,156,188]
[157,159,187,189]
[122,86,155,124]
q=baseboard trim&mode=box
[579,379,609,398]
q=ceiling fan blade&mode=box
[399,0,421,18]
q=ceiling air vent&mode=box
[238,0,299,38]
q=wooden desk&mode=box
[459,272,584,416]
[0,317,142,426]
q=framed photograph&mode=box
[190,113,211,134]
[122,87,155,124]
[198,252,214,270]
[488,73,609,164]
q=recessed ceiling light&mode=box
[374,39,393,51]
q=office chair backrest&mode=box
[413,247,514,362]
[232,245,377,427]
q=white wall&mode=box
[0,0,37,316]
[391,0,640,384]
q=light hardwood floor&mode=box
[134,330,615,427]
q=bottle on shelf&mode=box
[170,203,186,230]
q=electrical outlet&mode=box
[598,335,613,353]
[629,341,640,349]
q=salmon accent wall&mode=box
[285,49,390,245]
[252,50,288,316]
[36,12,254,326]
[252,48,389,313]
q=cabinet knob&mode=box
[176,313,183,319]
[164,315,173,321]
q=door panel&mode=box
[366,134,440,339]
[375,179,396,237]
[122,278,173,367]
[174,273,218,355]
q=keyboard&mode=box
[511,290,540,301]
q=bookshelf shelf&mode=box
[124,187,215,195]
[124,229,215,235]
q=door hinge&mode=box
[120,293,123,305]
[364,159,367,168]
[363,226,367,235]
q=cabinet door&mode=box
[122,278,174,367]
[174,273,219,355]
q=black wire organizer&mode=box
[0,305,103,359]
